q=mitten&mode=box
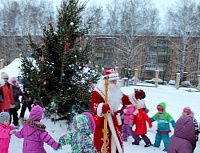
[0,96,3,103]
[129,124,133,128]
[10,130,16,135]
[102,104,110,114]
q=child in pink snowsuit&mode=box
[122,104,137,141]
[0,112,15,153]
[15,104,60,153]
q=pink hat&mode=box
[11,77,17,82]
[1,72,9,79]
[105,68,119,80]
[183,107,192,115]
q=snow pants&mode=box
[154,133,169,150]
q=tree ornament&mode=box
[21,72,24,75]
[48,22,52,25]
[59,8,63,11]
[37,69,40,73]
[62,28,65,32]
[44,81,47,85]
[65,38,69,41]
[79,37,82,41]
[62,73,66,77]
[41,55,44,62]
[30,52,33,56]
[65,45,70,51]
[41,44,45,48]
[75,25,78,28]
[70,22,74,26]
[19,53,23,57]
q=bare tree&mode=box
[165,0,200,81]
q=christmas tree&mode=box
[19,0,100,123]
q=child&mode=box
[122,104,137,142]
[132,99,152,147]
[151,102,176,152]
[59,112,97,153]
[167,115,195,153]
[0,112,16,153]
[15,104,60,153]
[182,107,198,150]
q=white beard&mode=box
[108,82,123,114]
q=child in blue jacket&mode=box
[151,102,176,152]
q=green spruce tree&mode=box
[19,0,101,123]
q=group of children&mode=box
[0,92,198,153]
[121,99,198,152]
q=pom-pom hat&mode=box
[183,107,192,115]
[104,68,119,80]
[1,72,9,79]
[0,112,10,124]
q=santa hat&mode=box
[183,107,192,115]
[105,68,119,81]
[82,112,96,134]
[1,72,9,79]
[0,79,5,87]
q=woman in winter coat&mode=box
[0,72,14,113]
[167,115,196,153]
[122,104,137,142]
[59,112,97,153]
[132,99,152,147]
[15,104,60,153]
[10,77,28,126]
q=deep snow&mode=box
[2,59,200,152]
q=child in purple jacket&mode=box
[15,104,60,153]
[0,112,16,153]
[167,115,196,153]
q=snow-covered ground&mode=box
[8,84,200,153]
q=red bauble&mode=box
[75,25,78,28]
[65,45,70,51]
[48,22,52,25]
[66,38,69,42]
[41,44,45,47]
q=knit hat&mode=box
[0,79,5,87]
[82,112,96,134]
[135,90,146,100]
[0,112,10,124]
[1,72,9,79]
[11,77,17,82]
[29,104,44,121]
[183,107,192,115]
[105,68,119,81]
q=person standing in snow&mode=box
[0,72,14,113]
[9,77,28,127]
[0,112,16,153]
[182,107,198,150]
[90,67,144,153]
[58,112,97,152]
[151,102,176,152]
[167,115,195,153]
[14,104,60,153]
[132,100,152,147]
[121,104,137,142]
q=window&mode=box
[191,50,195,54]
[191,58,195,63]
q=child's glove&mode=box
[10,130,16,135]
[102,104,110,114]
[0,96,3,103]
[129,124,133,128]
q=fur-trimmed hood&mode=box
[21,118,46,132]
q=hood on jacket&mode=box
[174,115,195,147]
[73,114,93,135]
[22,118,46,136]
[29,104,44,121]
[157,102,166,112]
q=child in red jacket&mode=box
[132,99,152,147]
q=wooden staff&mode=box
[103,76,109,153]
